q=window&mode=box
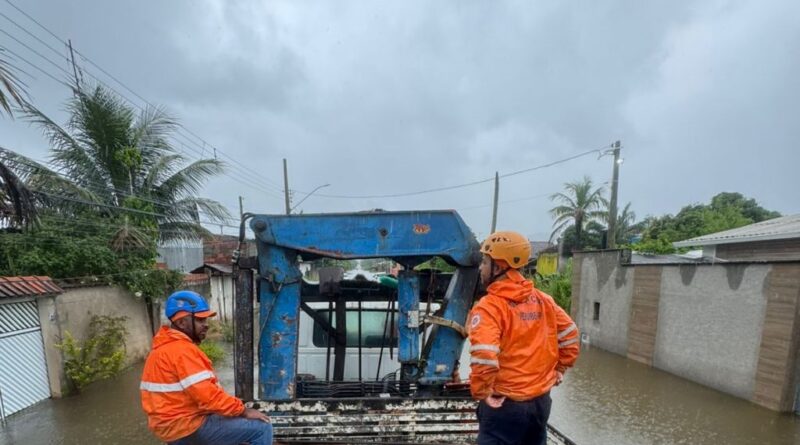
[312,310,398,348]
[593,302,600,321]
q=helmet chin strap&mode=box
[190,315,201,344]
[487,261,509,285]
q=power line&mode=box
[1,1,613,206]
[309,147,609,199]
[0,5,285,199]
[3,158,240,222]
[29,189,241,229]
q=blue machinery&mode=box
[233,210,578,445]
[241,210,481,400]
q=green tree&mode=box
[0,54,37,228]
[549,176,607,251]
[561,221,605,253]
[23,85,229,240]
[632,192,780,252]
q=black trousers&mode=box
[476,392,552,445]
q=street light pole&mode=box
[607,140,622,249]
[290,184,331,214]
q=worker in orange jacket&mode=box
[468,231,580,445]
[140,290,272,445]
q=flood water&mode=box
[1,345,798,444]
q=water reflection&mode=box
[549,347,800,445]
[1,345,797,444]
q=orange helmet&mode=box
[480,231,531,269]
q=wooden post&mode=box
[234,268,254,401]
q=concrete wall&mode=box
[654,265,769,399]
[576,250,634,355]
[35,295,66,397]
[55,286,153,366]
[573,250,800,412]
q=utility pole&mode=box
[607,140,622,249]
[67,39,81,93]
[490,172,499,233]
[283,158,291,215]
[238,195,244,221]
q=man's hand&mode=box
[242,407,270,423]
[484,394,506,408]
[555,371,564,386]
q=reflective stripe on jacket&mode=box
[140,326,244,442]
[468,269,580,401]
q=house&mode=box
[521,241,556,275]
[673,214,800,261]
[190,263,233,323]
[0,277,63,416]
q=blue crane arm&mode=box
[250,210,481,267]
[250,210,482,400]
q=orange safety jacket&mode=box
[140,326,245,442]
[468,269,580,401]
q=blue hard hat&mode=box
[165,290,216,321]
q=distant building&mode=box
[673,214,800,261]
[157,239,204,272]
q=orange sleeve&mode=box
[467,301,503,400]
[553,301,580,373]
[174,349,245,416]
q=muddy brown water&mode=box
[1,347,797,444]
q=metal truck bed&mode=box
[255,398,575,445]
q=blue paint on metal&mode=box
[420,267,480,384]
[256,242,302,401]
[397,271,420,365]
[249,210,481,399]
[250,211,481,267]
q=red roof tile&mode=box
[0,276,63,299]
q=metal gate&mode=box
[0,299,51,417]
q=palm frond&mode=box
[0,51,28,116]
[167,197,231,223]
[154,158,225,201]
[0,159,37,227]
[157,221,212,242]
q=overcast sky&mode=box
[1,0,798,241]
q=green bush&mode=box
[57,315,128,391]
[220,322,235,343]
[199,341,225,364]
[533,260,572,313]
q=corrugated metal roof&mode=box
[673,215,800,247]
[0,276,63,299]
[190,263,233,275]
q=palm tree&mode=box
[23,85,229,240]
[549,176,607,250]
[0,48,26,116]
[612,202,642,245]
[0,52,37,228]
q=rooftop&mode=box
[0,276,63,299]
[673,215,800,248]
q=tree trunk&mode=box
[575,214,583,251]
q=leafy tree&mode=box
[549,176,607,250]
[23,85,229,240]
[631,192,780,252]
[534,259,572,312]
[561,221,606,253]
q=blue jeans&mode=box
[169,414,273,445]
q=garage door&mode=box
[0,300,51,416]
